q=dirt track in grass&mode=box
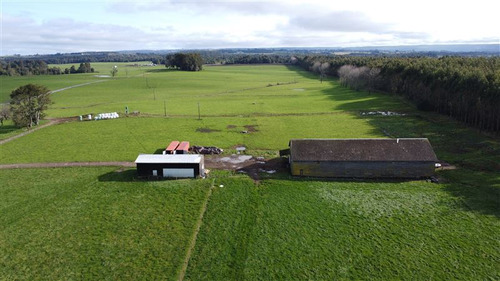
[0,117,76,145]
[0,155,287,182]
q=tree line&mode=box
[0,60,95,76]
[0,60,63,76]
[296,56,500,133]
[3,52,166,65]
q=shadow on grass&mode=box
[98,169,138,182]
[154,148,165,154]
[440,169,500,217]
[0,124,19,135]
[145,69,177,73]
[285,65,409,112]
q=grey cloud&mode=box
[289,11,391,33]
[107,0,290,15]
[393,31,430,39]
[2,16,164,54]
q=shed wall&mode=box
[137,162,202,178]
[291,161,435,178]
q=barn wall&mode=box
[137,163,201,178]
[291,161,435,178]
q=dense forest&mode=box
[0,60,94,76]
[296,56,500,133]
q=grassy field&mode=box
[0,114,381,163]
[0,167,210,280]
[1,64,499,280]
[0,62,156,103]
[186,175,499,280]
[44,65,407,118]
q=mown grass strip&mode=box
[178,179,216,281]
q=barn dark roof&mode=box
[290,138,438,162]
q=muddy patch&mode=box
[204,155,287,182]
[196,128,221,133]
[226,125,237,129]
[244,125,259,132]
[205,155,255,170]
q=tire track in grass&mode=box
[178,179,216,281]
[0,119,61,145]
[49,80,107,94]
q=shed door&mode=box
[163,168,194,178]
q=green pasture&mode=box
[45,65,408,118]
[0,113,380,163]
[0,167,210,280]
[186,175,499,280]
[1,167,497,280]
[0,62,159,103]
[0,120,49,141]
[1,64,499,280]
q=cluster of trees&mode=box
[0,60,94,76]
[64,63,95,74]
[165,53,203,71]
[6,84,51,128]
[296,56,500,133]
[0,60,63,76]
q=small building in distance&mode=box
[164,141,180,154]
[176,141,190,154]
[135,154,205,178]
[289,138,438,178]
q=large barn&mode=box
[289,138,438,178]
[135,154,205,178]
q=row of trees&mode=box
[296,56,500,133]
[0,60,94,76]
[337,65,381,92]
[201,53,292,65]
[4,52,166,65]
[165,53,203,71]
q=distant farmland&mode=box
[1,64,498,280]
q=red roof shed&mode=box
[176,141,190,154]
[165,141,180,154]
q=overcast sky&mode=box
[1,0,499,55]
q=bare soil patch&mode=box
[204,155,287,181]
[226,125,237,129]
[196,128,221,133]
[243,125,259,132]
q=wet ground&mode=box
[204,155,287,181]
